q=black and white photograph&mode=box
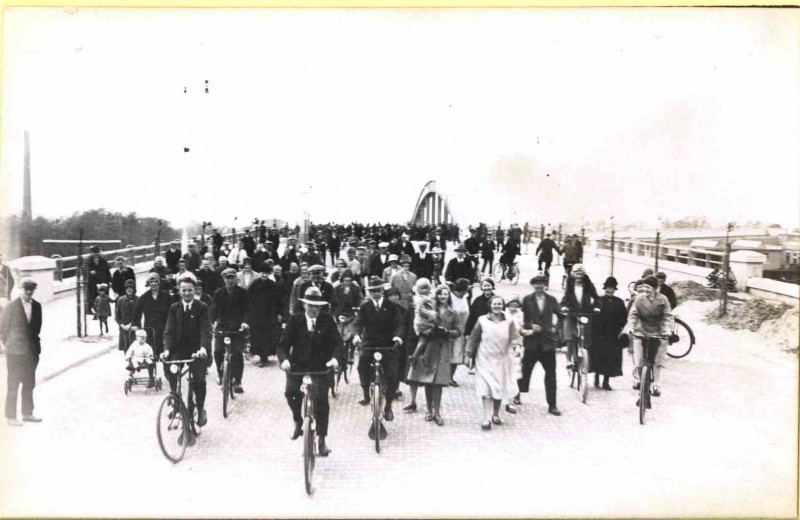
[0,6,798,518]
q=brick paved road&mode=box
[0,250,796,518]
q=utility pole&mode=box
[720,222,734,317]
[76,228,84,337]
[610,216,615,278]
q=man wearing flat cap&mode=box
[278,286,343,456]
[1,278,43,426]
[445,243,476,285]
[369,242,391,279]
[212,268,250,393]
[300,242,324,267]
[353,276,405,421]
[513,274,562,416]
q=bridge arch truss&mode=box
[411,180,457,227]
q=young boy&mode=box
[93,284,112,336]
[126,329,156,388]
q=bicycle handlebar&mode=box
[286,368,334,377]
[213,330,249,336]
[163,356,198,364]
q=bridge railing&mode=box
[596,237,725,269]
[49,232,241,281]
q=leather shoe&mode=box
[358,398,371,406]
[234,384,244,394]
[403,402,417,413]
[317,438,331,457]
[291,421,303,440]
[197,410,207,427]
[7,418,23,427]
[548,406,561,416]
[395,390,403,399]
[505,404,517,414]
[384,407,394,422]
[449,380,459,387]
[512,396,522,406]
[178,432,197,447]
[22,415,42,423]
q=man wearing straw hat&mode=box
[279,286,342,456]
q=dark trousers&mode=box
[5,354,39,419]
[358,348,399,404]
[329,250,339,266]
[165,359,207,413]
[538,256,552,275]
[517,348,557,407]
[285,373,330,437]
[214,335,244,385]
[481,258,493,274]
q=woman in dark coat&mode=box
[133,272,172,358]
[115,279,139,352]
[590,276,627,390]
[464,279,496,338]
[87,247,112,315]
[559,263,599,369]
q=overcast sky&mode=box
[2,7,798,231]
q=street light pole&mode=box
[720,222,734,317]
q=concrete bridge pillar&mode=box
[7,255,57,303]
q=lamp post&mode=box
[655,216,662,272]
[720,222,734,317]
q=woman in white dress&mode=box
[466,295,520,430]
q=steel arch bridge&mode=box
[411,180,457,227]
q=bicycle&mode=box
[630,332,670,425]
[561,310,597,404]
[363,346,396,454]
[156,356,203,463]
[626,282,696,359]
[287,368,333,495]
[214,330,251,419]
[493,261,520,285]
[335,307,360,393]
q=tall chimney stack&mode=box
[22,130,31,220]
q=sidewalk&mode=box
[0,271,153,386]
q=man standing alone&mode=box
[1,278,43,426]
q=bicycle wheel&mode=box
[579,351,589,404]
[639,366,650,425]
[493,263,504,282]
[667,318,695,359]
[157,394,188,463]
[303,416,315,495]
[510,265,520,285]
[373,384,381,454]
[222,358,231,418]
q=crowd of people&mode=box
[1,221,677,459]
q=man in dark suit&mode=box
[1,278,43,426]
[278,242,299,273]
[369,242,390,278]
[241,229,257,258]
[300,242,324,267]
[535,233,562,276]
[410,241,435,281]
[165,241,183,274]
[183,243,202,273]
[445,243,475,284]
[196,258,223,297]
[111,256,136,301]
[212,268,250,393]
[278,287,342,456]
[353,276,404,421]
[161,277,213,439]
[514,275,561,416]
